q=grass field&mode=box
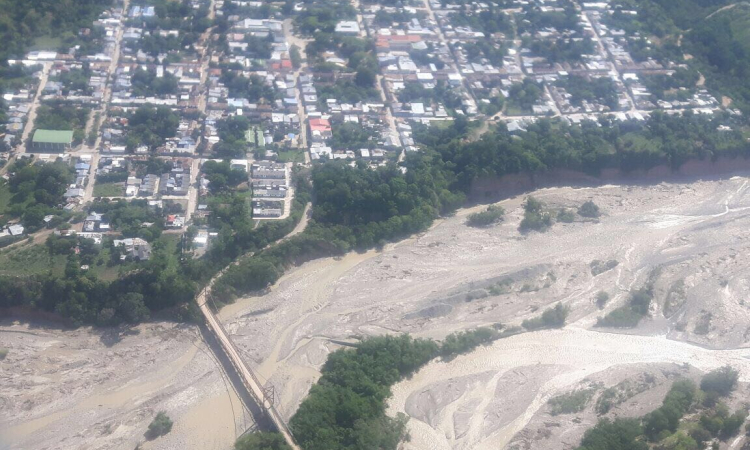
[277,149,305,163]
[30,35,63,52]
[0,182,11,216]
[93,182,125,197]
[0,244,60,276]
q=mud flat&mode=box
[0,322,247,450]
[220,176,750,448]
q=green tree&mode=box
[578,200,601,218]
[235,432,291,450]
[147,411,173,439]
[700,366,739,396]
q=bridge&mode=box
[195,204,310,450]
[197,284,301,450]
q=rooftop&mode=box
[33,129,74,144]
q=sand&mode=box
[6,175,750,449]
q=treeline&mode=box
[414,112,750,191]
[578,366,744,450]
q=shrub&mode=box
[578,200,601,218]
[577,418,647,450]
[467,205,505,227]
[0,348,7,360]
[720,409,748,439]
[522,303,570,330]
[557,208,575,223]
[519,196,553,232]
[548,388,596,415]
[590,259,619,276]
[700,366,739,396]
[596,287,653,328]
[147,411,173,439]
[595,291,610,309]
[440,327,498,359]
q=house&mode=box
[252,161,286,180]
[8,224,25,236]
[113,237,152,261]
[309,118,332,142]
[139,174,159,196]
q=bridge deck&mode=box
[197,288,301,450]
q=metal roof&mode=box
[32,129,74,144]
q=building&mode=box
[32,130,74,152]
[335,21,360,36]
[113,238,152,261]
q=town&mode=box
[0,0,740,250]
[4,0,750,450]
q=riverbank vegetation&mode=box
[288,327,512,450]
[578,366,744,450]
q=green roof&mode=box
[33,129,74,144]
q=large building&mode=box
[32,130,74,152]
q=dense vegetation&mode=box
[0,0,112,64]
[577,366,744,450]
[556,76,619,110]
[130,68,179,97]
[3,158,74,230]
[288,328,510,450]
[607,0,748,113]
[125,105,179,151]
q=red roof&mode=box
[309,118,331,132]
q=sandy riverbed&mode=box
[0,322,247,450]
[220,175,750,448]
[5,175,750,449]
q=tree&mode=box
[147,411,173,439]
[578,200,601,218]
[290,45,302,69]
[117,292,150,324]
[577,418,648,450]
[700,366,739,396]
[235,432,292,450]
[355,66,376,88]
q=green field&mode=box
[93,182,125,197]
[0,182,11,215]
[0,244,63,276]
[277,149,305,163]
[30,35,63,52]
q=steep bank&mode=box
[471,156,750,199]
